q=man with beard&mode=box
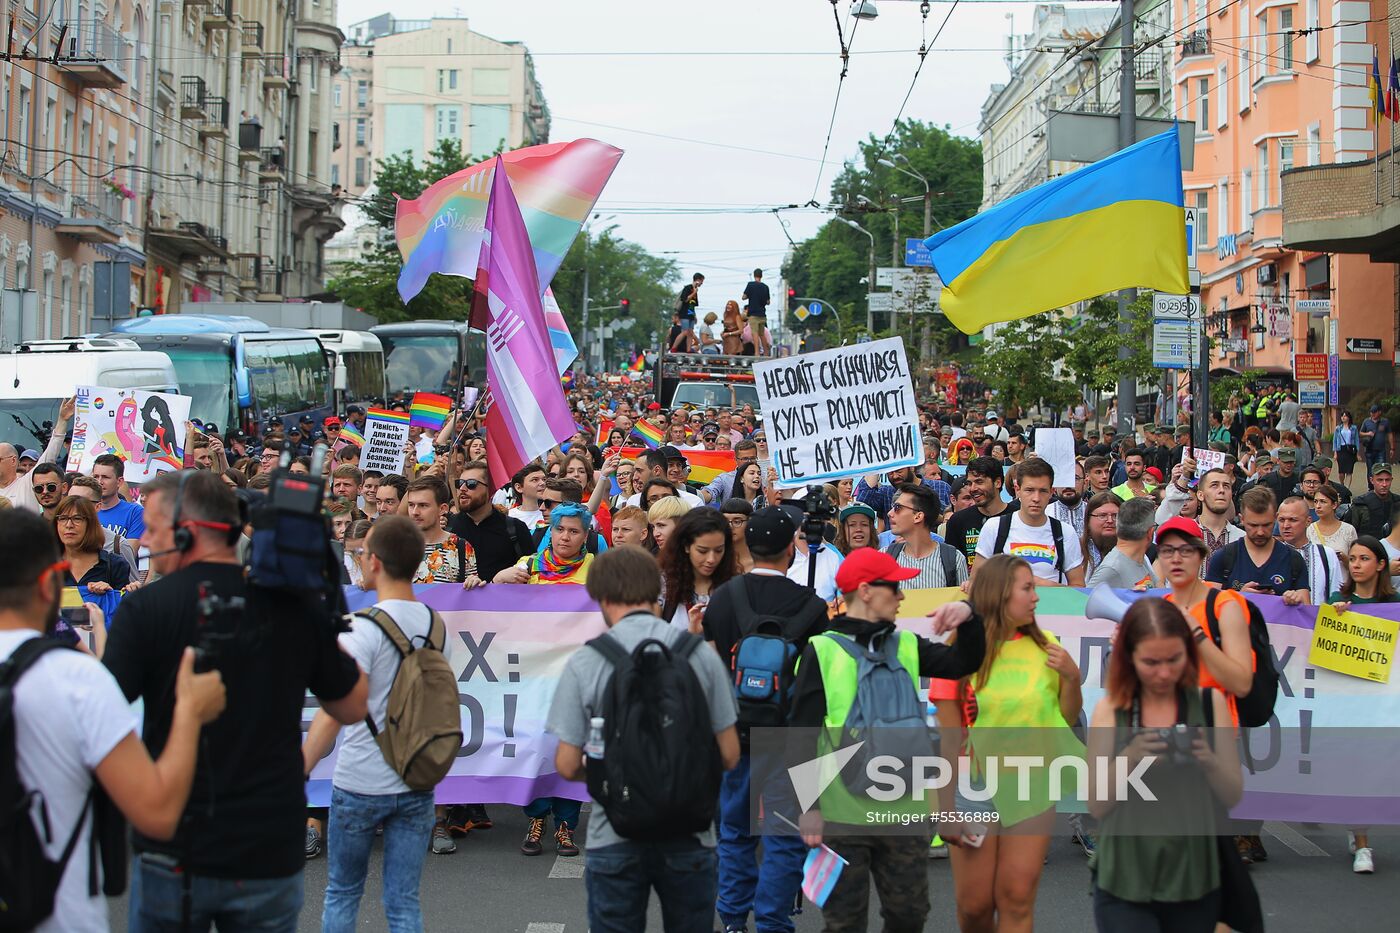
[1005,431,1028,466]
[1081,492,1121,578]
[1352,462,1395,540]
[1192,468,1244,569]
[447,460,532,581]
[941,456,1016,570]
[855,464,952,526]
[1048,460,1087,535]
[28,461,68,518]
[1206,487,1308,605]
[1111,448,1156,500]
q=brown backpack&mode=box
[357,606,463,791]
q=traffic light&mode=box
[619,297,630,315]
[788,286,798,312]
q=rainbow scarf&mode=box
[409,392,452,431]
[630,419,664,450]
[533,546,587,581]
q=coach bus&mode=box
[370,320,486,406]
[312,329,387,411]
[109,315,332,434]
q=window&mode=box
[1194,0,1207,21]
[18,86,31,172]
[307,130,317,179]
[1305,0,1319,61]
[1241,170,1252,229]
[1195,191,1210,248]
[333,84,342,108]
[355,117,366,146]
[434,105,460,141]
[309,61,317,91]
[1217,64,1228,128]
[1258,143,1270,207]
[1307,123,1321,164]
[331,163,340,186]
[1218,181,1230,237]
[472,68,510,95]
[1256,12,1269,76]
[1280,138,1296,177]
[355,156,366,188]
[356,80,368,108]
[1280,9,1294,69]
[1237,13,1250,112]
[437,69,459,92]
[1197,78,1211,132]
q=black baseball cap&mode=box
[746,506,796,551]
[657,445,685,461]
[346,404,365,415]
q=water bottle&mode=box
[584,717,606,760]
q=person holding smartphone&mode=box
[1204,487,1309,605]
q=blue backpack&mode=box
[729,577,801,735]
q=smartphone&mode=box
[59,606,91,629]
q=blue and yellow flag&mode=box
[923,128,1188,334]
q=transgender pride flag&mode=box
[801,844,847,907]
[473,156,576,485]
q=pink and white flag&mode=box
[471,156,577,484]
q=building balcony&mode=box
[195,96,229,140]
[259,147,286,181]
[149,220,231,261]
[180,76,207,118]
[1282,150,1400,262]
[201,0,231,32]
[263,55,289,90]
[1178,30,1210,60]
[56,182,128,244]
[238,121,263,161]
[52,19,131,88]
[234,254,259,289]
[242,22,264,51]
[1134,50,1162,87]
[157,69,177,108]
[259,261,287,300]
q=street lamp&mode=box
[877,154,937,236]
[839,217,877,333]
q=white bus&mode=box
[312,329,387,411]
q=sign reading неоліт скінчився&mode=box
[752,337,919,489]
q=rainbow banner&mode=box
[630,420,664,450]
[306,585,1400,822]
[338,422,366,447]
[366,407,410,425]
[395,139,624,304]
[612,446,735,488]
[409,392,452,431]
[595,417,616,445]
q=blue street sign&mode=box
[905,238,934,268]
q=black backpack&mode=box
[585,631,722,841]
[0,639,95,930]
[885,541,963,585]
[992,514,1067,582]
[1203,589,1280,729]
[728,576,803,735]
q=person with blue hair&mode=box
[493,501,597,586]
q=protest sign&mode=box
[752,337,920,488]
[1192,446,1226,476]
[306,585,1400,823]
[358,407,411,473]
[67,384,191,482]
[1032,428,1075,487]
[1309,604,1398,683]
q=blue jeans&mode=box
[322,786,435,933]
[129,856,302,932]
[585,837,717,933]
[716,753,808,932]
[523,795,582,829]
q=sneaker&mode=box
[464,803,493,831]
[1234,835,1254,865]
[555,823,579,856]
[445,805,471,837]
[431,819,457,855]
[304,824,323,860]
[521,816,546,856]
[1069,813,1097,857]
[928,835,950,860]
[1249,835,1268,863]
[1348,831,1358,854]
[1354,847,1375,874]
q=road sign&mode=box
[1329,354,1340,405]
[807,301,822,316]
[866,293,893,313]
[1346,337,1383,354]
[1153,321,1199,369]
[904,238,934,267]
[876,267,896,288]
[1299,381,1326,407]
[1184,208,1197,271]
[1220,337,1248,353]
[1294,353,1329,381]
[793,304,810,322]
[1297,298,1331,314]
[1152,293,1201,321]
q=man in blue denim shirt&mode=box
[853,464,951,529]
[549,546,740,933]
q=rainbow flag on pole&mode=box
[409,392,452,431]
[628,352,647,373]
[339,422,366,447]
[395,139,624,304]
[367,407,410,426]
[629,420,664,450]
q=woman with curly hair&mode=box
[658,509,736,632]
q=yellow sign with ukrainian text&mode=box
[1309,604,1399,683]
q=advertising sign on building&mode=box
[1293,353,1329,382]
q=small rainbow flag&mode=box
[368,407,411,425]
[613,446,734,488]
[628,352,647,373]
[561,370,576,390]
[409,393,452,431]
[339,422,366,447]
[595,417,616,445]
[630,420,664,450]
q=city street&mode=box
[110,807,1399,931]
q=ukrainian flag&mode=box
[923,128,1188,334]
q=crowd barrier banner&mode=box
[306,584,1400,822]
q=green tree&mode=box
[971,314,1081,415]
[1062,296,1157,396]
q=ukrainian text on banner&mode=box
[358,408,410,473]
[900,588,1400,825]
[305,584,603,807]
[67,384,191,482]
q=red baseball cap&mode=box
[1155,516,1204,545]
[835,549,919,594]
[323,416,342,429]
[1144,466,1164,483]
[647,402,662,411]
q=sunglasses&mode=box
[32,482,60,494]
[455,479,485,490]
[865,580,902,593]
[538,498,562,509]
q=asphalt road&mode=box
[106,807,1398,932]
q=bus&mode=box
[109,315,332,434]
[370,320,486,405]
[312,329,387,411]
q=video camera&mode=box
[797,485,837,591]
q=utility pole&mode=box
[580,243,590,373]
[1115,0,1137,437]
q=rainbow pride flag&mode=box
[561,370,576,390]
[368,407,411,425]
[628,352,646,373]
[612,446,736,488]
[630,420,664,450]
[395,139,624,304]
[410,392,452,431]
[339,422,366,447]
[595,417,616,445]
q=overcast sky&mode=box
[338,0,1055,309]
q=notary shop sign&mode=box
[1216,233,1239,260]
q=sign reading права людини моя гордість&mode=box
[752,337,920,489]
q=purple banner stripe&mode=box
[308,773,585,808]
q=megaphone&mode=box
[1085,583,1133,623]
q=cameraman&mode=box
[104,470,368,932]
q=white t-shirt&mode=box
[625,489,705,510]
[0,472,41,512]
[974,511,1084,583]
[510,507,546,531]
[333,600,436,796]
[1,629,136,933]
[786,541,844,603]
[1292,543,1343,606]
